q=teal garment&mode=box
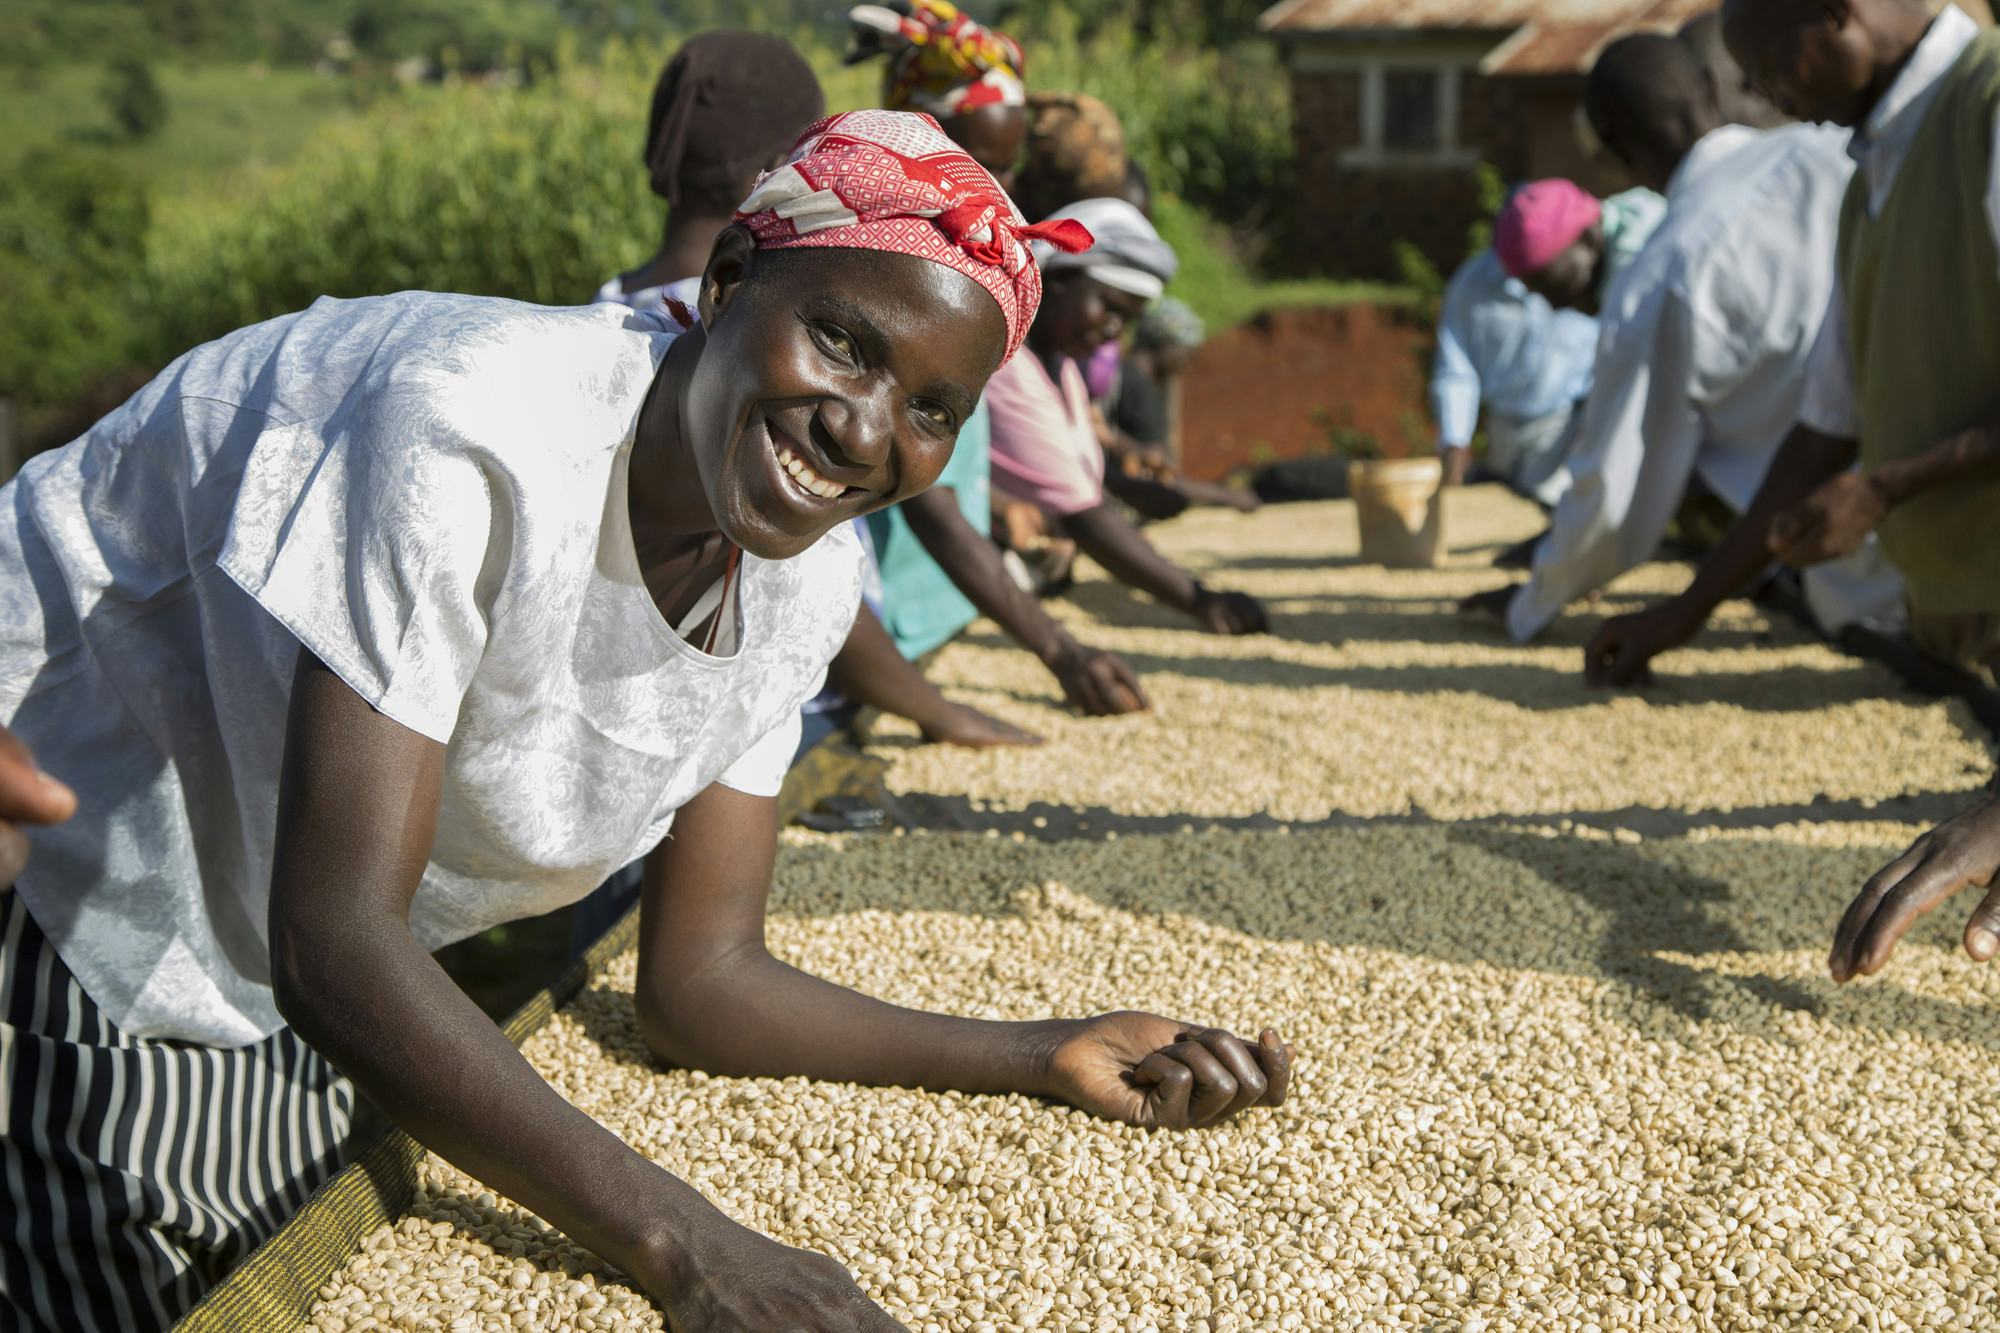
[867,399,991,661]
[1597,186,1667,303]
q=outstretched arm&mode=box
[1063,503,1268,636]
[1431,299,1483,486]
[1829,787,2000,982]
[1583,423,1857,686]
[901,487,1147,714]
[1768,417,2000,568]
[1487,300,1705,644]
[268,652,903,1331]
[636,782,1293,1128]
[827,605,1040,748]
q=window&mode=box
[1382,68,1444,152]
[1303,52,1477,169]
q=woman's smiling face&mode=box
[1033,269,1150,363]
[685,229,1008,560]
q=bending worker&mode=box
[0,112,1293,1333]
[1451,179,1662,513]
[1464,33,1904,646]
[1604,0,2000,989]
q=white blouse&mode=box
[1508,124,1905,642]
[0,292,861,1046]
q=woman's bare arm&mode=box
[636,782,1292,1128]
[266,651,902,1330]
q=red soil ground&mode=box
[1177,304,1431,483]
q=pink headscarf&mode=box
[734,109,1090,364]
[1494,179,1603,279]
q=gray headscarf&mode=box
[1031,197,1176,300]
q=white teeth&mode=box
[777,444,843,501]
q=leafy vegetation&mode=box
[103,58,169,140]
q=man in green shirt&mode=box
[1595,0,2000,985]
[1593,0,2000,691]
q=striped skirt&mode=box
[0,894,356,1332]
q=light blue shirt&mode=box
[1430,249,1600,450]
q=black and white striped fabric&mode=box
[0,894,355,1332]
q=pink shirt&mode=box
[986,352,1107,518]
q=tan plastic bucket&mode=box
[1348,457,1445,568]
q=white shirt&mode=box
[1799,4,2000,437]
[1430,249,1600,450]
[594,273,702,316]
[1508,124,1859,642]
[0,293,861,1046]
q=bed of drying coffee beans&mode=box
[310,487,2000,1332]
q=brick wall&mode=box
[1287,67,1581,280]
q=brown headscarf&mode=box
[1012,91,1129,223]
[645,31,827,208]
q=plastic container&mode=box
[1348,457,1445,568]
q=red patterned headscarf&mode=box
[734,109,1090,364]
[847,1,1026,119]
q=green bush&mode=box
[144,52,661,359]
[103,57,168,140]
[1026,10,1289,240]
[0,149,150,406]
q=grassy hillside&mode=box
[0,62,360,184]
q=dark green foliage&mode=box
[142,55,659,361]
[1001,0,1269,49]
[0,150,151,405]
[346,0,563,72]
[1396,162,1509,328]
[103,57,168,139]
[1027,11,1290,240]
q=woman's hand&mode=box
[997,500,1053,554]
[1049,644,1149,716]
[1584,602,1699,688]
[651,1220,908,1332]
[1458,585,1516,622]
[1829,790,2000,982]
[918,701,1043,748]
[1045,1012,1293,1129]
[0,725,76,891]
[1191,587,1268,636]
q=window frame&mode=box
[1291,41,1484,170]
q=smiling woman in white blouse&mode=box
[0,111,1294,1333]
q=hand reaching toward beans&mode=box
[653,1221,908,1332]
[1191,587,1268,636]
[0,724,76,892]
[1829,790,2000,982]
[1584,603,1698,688]
[917,701,1043,749]
[1050,644,1148,715]
[1458,585,1516,622]
[1046,1011,1293,1129]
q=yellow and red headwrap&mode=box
[847,1,1026,119]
